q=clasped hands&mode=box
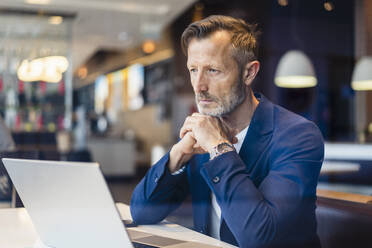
[169,113,238,173]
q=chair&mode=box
[316,191,372,248]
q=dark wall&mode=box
[264,0,355,141]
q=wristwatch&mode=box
[209,142,235,160]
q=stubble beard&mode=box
[195,78,246,117]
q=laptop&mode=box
[3,158,220,248]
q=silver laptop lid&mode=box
[2,158,133,248]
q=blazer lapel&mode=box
[239,93,274,175]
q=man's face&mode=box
[187,30,246,117]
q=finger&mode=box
[179,120,197,138]
[179,132,196,153]
[188,131,206,154]
[182,132,206,155]
[179,125,192,139]
[179,116,197,138]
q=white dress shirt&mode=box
[209,125,249,240]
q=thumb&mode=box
[178,132,196,154]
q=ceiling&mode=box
[0,0,196,71]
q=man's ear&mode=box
[243,60,260,86]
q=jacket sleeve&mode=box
[200,122,324,247]
[130,152,189,224]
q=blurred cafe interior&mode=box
[0,0,371,247]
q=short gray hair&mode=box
[181,15,260,70]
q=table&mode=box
[0,203,236,248]
[320,161,360,174]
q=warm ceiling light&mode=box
[324,1,334,11]
[78,66,88,79]
[351,56,372,91]
[48,16,63,25]
[142,40,156,54]
[25,0,51,5]
[17,56,69,83]
[275,50,317,88]
[278,0,288,7]
[43,67,63,82]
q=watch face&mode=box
[216,142,233,153]
[209,142,235,160]
[216,143,224,153]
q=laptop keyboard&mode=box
[123,220,185,248]
[132,241,160,248]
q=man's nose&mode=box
[193,72,208,93]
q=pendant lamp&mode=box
[351,56,372,91]
[274,50,317,88]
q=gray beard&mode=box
[196,80,246,117]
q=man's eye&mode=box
[208,68,218,73]
[189,68,197,73]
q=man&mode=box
[130,15,323,248]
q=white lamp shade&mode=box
[351,56,372,91]
[275,50,317,88]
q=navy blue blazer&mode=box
[130,94,324,248]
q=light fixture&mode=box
[17,56,69,83]
[48,16,63,25]
[351,56,372,91]
[278,0,288,7]
[25,0,51,5]
[275,50,317,88]
[324,1,334,11]
[78,66,88,79]
[142,40,156,54]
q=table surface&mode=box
[0,203,236,248]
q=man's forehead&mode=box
[189,30,232,47]
[187,30,233,60]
